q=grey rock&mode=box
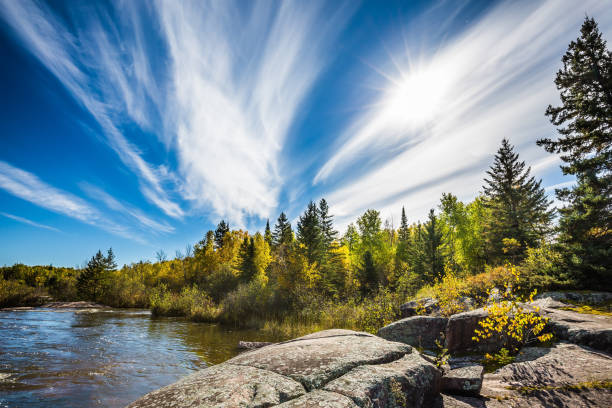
[484,388,612,407]
[274,390,358,407]
[126,362,305,408]
[535,304,612,354]
[323,353,441,408]
[42,301,109,309]
[445,308,501,354]
[441,364,484,396]
[481,343,612,404]
[400,298,439,317]
[228,329,412,391]
[535,291,612,304]
[436,394,486,408]
[377,316,448,350]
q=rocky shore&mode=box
[127,292,612,407]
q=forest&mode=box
[1,18,610,336]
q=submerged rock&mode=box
[126,362,305,408]
[377,316,448,350]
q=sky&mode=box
[0,0,610,267]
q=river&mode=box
[0,308,281,408]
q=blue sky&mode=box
[0,0,610,267]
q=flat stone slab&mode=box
[377,316,448,350]
[228,329,412,390]
[441,364,484,396]
[323,353,440,408]
[437,394,486,407]
[274,390,358,407]
[537,305,612,354]
[481,342,612,403]
[126,363,305,408]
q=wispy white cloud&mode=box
[0,161,144,242]
[156,0,353,226]
[0,0,182,219]
[316,0,612,228]
[1,212,60,232]
[80,183,174,234]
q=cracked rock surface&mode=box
[126,330,439,408]
[126,363,305,408]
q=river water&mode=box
[0,308,281,408]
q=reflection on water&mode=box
[0,309,281,408]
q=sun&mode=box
[383,67,448,128]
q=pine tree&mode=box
[483,139,554,263]
[77,248,115,301]
[214,220,230,249]
[297,201,324,264]
[237,236,256,283]
[272,212,293,248]
[318,198,338,249]
[422,209,445,281]
[264,219,272,247]
[538,17,611,288]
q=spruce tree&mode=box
[483,139,554,262]
[422,209,445,281]
[318,198,338,249]
[272,212,293,247]
[237,237,256,282]
[214,220,230,249]
[264,219,272,247]
[297,201,324,264]
[538,17,611,287]
[396,207,410,264]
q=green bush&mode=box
[0,278,45,308]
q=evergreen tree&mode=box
[318,198,338,249]
[538,17,611,288]
[359,250,378,296]
[396,207,411,264]
[214,220,230,249]
[77,248,115,301]
[297,201,324,264]
[237,236,256,282]
[422,209,445,281]
[272,212,293,247]
[264,219,272,247]
[483,139,554,262]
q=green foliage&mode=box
[77,248,116,301]
[357,288,402,334]
[483,139,553,264]
[538,17,611,289]
[482,348,515,373]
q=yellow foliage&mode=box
[472,265,553,352]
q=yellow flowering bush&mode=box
[473,265,553,354]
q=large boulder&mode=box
[323,353,441,408]
[227,330,412,391]
[377,316,448,350]
[480,343,612,407]
[445,308,500,354]
[126,362,305,408]
[441,361,484,396]
[400,298,439,317]
[534,303,612,354]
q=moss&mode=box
[510,380,612,395]
[560,300,612,316]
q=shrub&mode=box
[472,265,553,354]
[0,278,45,307]
[357,288,402,333]
[150,284,220,321]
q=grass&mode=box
[510,380,612,395]
[560,300,612,316]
